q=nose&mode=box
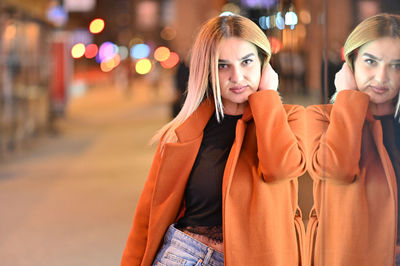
[375,65,389,84]
[229,65,244,83]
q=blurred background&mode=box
[0,0,399,265]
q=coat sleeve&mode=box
[121,142,163,266]
[305,90,369,183]
[248,90,306,182]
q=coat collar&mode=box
[242,104,253,122]
[365,110,377,123]
[175,99,215,143]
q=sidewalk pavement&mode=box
[0,82,171,266]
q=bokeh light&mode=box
[118,46,129,60]
[259,16,271,30]
[221,3,241,14]
[47,5,68,27]
[268,37,283,54]
[113,54,121,67]
[129,37,144,48]
[85,44,98,58]
[89,18,105,34]
[4,24,16,41]
[100,54,121,72]
[98,41,118,62]
[285,11,298,29]
[100,60,113,72]
[275,12,285,30]
[242,0,277,8]
[131,43,150,59]
[135,58,152,74]
[161,52,179,69]
[160,27,176,41]
[299,10,311,24]
[71,43,86,58]
[154,46,170,62]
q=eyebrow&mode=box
[218,53,256,63]
[362,52,400,63]
[362,53,382,61]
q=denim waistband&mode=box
[164,224,224,264]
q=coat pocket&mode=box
[305,207,318,266]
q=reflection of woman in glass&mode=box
[306,13,400,266]
[121,14,306,266]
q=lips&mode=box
[230,85,247,94]
[370,86,389,94]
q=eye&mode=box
[364,58,376,66]
[242,59,253,66]
[218,63,228,70]
[390,63,400,70]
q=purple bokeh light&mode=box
[241,0,278,9]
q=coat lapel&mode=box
[222,104,251,194]
[147,100,215,246]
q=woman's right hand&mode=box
[258,63,279,91]
[334,63,358,92]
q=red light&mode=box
[85,44,98,59]
[340,46,345,61]
[268,37,282,54]
[161,52,179,69]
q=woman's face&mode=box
[217,37,262,115]
[354,37,400,109]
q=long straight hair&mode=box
[152,14,271,148]
[343,13,400,121]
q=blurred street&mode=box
[0,77,172,266]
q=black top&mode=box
[376,115,400,244]
[176,113,241,228]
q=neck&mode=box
[368,102,395,116]
[223,102,247,116]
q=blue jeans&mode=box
[396,253,400,266]
[152,224,224,266]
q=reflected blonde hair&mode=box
[153,14,271,147]
[343,13,400,121]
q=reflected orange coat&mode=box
[305,90,398,266]
[121,90,306,266]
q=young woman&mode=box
[306,13,400,266]
[122,14,306,266]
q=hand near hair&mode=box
[334,63,358,92]
[259,63,279,91]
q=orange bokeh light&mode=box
[161,52,179,69]
[100,61,113,72]
[99,54,121,72]
[154,46,170,62]
[89,18,105,34]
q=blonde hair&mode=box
[343,13,400,120]
[153,14,271,147]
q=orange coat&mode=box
[121,90,306,266]
[305,90,398,266]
